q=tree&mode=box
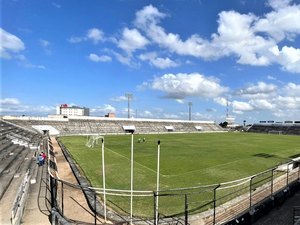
[219,121,228,128]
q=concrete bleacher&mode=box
[2,115,224,135]
[0,120,43,225]
[248,123,300,135]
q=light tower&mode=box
[125,93,133,119]
[188,102,192,121]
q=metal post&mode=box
[156,140,161,225]
[287,163,289,187]
[50,177,55,208]
[94,191,97,225]
[250,177,254,210]
[61,182,64,216]
[101,138,107,222]
[130,132,134,224]
[154,191,157,225]
[185,194,188,225]
[271,168,275,197]
[213,184,221,225]
[298,163,300,180]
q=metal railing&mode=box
[294,206,300,225]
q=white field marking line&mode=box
[104,146,168,177]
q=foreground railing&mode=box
[294,206,300,225]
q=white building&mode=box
[56,104,89,116]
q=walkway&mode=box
[49,137,104,224]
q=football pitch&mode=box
[59,132,300,217]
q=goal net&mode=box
[268,130,283,135]
[85,135,104,148]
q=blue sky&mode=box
[1,0,300,123]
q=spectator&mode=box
[41,152,47,165]
[37,154,44,166]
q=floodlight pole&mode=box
[130,131,134,224]
[126,93,133,119]
[101,138,107,222]
[188,102,192,121]
[156,140,161,225]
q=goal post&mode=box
[268,130,283,135]
[85,135,104,148]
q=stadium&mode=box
[1,115,300,225]
[2,1,300,225]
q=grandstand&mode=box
[2,115,224,135]
[248,122,300,135]
[0,120,44,225]
[1,116,300,225]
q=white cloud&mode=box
[162,113,180,119]
[214,97,228,106]
[132,3,300,73]
[284,83,300,96]
[267,75,277,80]
[110,96,128,102]
[68,28,104,44]
[91,104,116,114]
[0,97,55,115]
[139,52,179,69]
[255,0,300,41]
[276,96,300,110]
[249,99,274,110]
[134,5,217,59]
[24,63,46,69]
[212,10,274,66]
[228,80,300,118]
[138,110,153,118]
[112,51,138,67]
[235,82,277,99]
[277,46,300,73]
[268,0,293,10]
[176,99,184,104]
[68,36,84,43]
[232,100,254,113]
[87,28,104,44]
[52,2,61,8]
[0,98,21,105]
[118,28,149,53]
[148,73,228,99]
[0,28,25,59]
[15,54,46,69]
[88,53,111,62]
[135,4,166,28]
[39,39,50,47]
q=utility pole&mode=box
[125,93,133,119]
[188,102,192,121]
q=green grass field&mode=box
[59,132,300,217]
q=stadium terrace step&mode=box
[0,146,31,200]
[0,141,13,152]
[0,145,24,174]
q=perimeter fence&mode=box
[49,137,300,225]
